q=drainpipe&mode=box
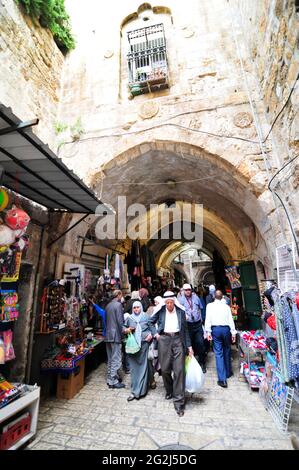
[25,225,45,384]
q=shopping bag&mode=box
[125,333,140,354]
[185,356,205,393]
[148,342,154,360]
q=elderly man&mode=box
[205,290,237,388]
[178,283,206,373]
[150,291,193,416]
[105,289,126,389]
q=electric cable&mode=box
[262,72,299,143]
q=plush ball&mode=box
[0,224,16,246]
[5,207,30,230]
[0,189,9,212]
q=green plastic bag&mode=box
[125,333,140,354]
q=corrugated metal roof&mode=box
[0,106,103,214]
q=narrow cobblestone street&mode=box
[28,350,298,451]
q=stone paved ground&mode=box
[27,349,298,450]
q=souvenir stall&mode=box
[237,272,299,433]
[0,202,40,450]
[258,282,299,433]
[38,261,106,399]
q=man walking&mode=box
[178,284,207,373]
[150,291,193,416]
[204,290,237,388]
[105,290,126,389]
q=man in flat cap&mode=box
[150,291,193,416]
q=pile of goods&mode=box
[240,330,267,350]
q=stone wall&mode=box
[54,0,284,275]
[234,0,299,254]
[0,0,64,147]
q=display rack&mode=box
[238,335,267,390]
[0,385,40,450]
[266,367,294,433]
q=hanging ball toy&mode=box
[5,206,30,230]
[0,189,9,212]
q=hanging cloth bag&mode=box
[185,356,205,393]
[125,332,141,354]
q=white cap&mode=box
[183,283,192,290]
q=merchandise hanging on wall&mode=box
[225,265,242,289]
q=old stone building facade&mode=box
[0,0,299,382]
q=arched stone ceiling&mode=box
[93,146,272,258]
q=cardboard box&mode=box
[56,358,85,399]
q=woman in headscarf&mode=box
[124,291,141,314]
[124,301,156,401]
[139,288,151,312]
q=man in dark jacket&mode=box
[105,290,127,389]
[150,291,193,416]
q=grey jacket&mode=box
[105,299,124,343]
[149,305,192,352]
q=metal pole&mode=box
[47,214,89,247]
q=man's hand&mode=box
[188,346,194,357]
[232,335,236,343]
[124,327,134,334]
[207,333,212,342]
[155,333,160,341]
[145,334,152,342]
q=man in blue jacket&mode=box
[178,284,207,373]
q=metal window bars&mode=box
[127,23,169,96]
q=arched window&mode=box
[121,4,172,98]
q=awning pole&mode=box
[47,214,89,247]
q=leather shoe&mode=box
[127,394,136,401]
[110,382,125,389]
[176,409,184,417]
[165,393,173,400]
[201,364,207,373]
[227,372,234,378]
[217,381,227,388]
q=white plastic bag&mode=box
[185,356,205,393]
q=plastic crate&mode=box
[0,413,31,450]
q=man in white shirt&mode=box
[205,290,237,388]
[150,291,193,416]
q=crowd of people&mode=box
[93,283,236,417]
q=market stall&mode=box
[0,204,40,450]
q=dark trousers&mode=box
[187,321,206,365]
[212,326,232,382]
[158,335,185,411]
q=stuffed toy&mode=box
[5,206,30,231]
[0,224,16,246]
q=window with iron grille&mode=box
[127,23,169,96]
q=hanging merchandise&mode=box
[104,254,111,283]
[0,289,19,322]
[0,189,9,212]
[0,330,15,362]
[114,253,120,280]
[225,265,242,289]
[0,339,4,365]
